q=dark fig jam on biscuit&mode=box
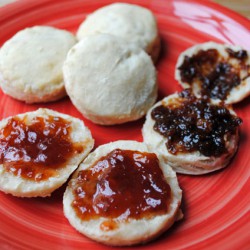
[151,90,242,157]
[175,42,250,104]
[178,48,249,100]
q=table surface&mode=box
[213,0,250,19]
[0,0,250,19]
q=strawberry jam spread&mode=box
[151,90,242,156]
[71,149,171,223]
[178,48,249,100]
[0,115,83,181]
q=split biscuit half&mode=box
[63,140,182,246]
[142,90,242,175]
[175,41,250,104]
[0,108,94,197]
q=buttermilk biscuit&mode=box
[76,3,160,63]
[175,41,250,104]
[63,140,182,246]
[142,90,242,175]
[0,26,77,103]
[63,34,157,125]
[0,108,94,197]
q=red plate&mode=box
[0,0,249,249]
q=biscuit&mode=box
[0,108,94,197]
[76,3,160,63]
[63,140,182,246]
[0,26,77,103]
[175,41,250,104]
[63,34,157,125]
[142,90,242,175]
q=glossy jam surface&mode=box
[178,48,249,100]
[71,149,171,224]
[226,48,248,60]
[151,90,242,157]
[0,115,83,181]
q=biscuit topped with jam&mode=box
[175,42,250,104]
